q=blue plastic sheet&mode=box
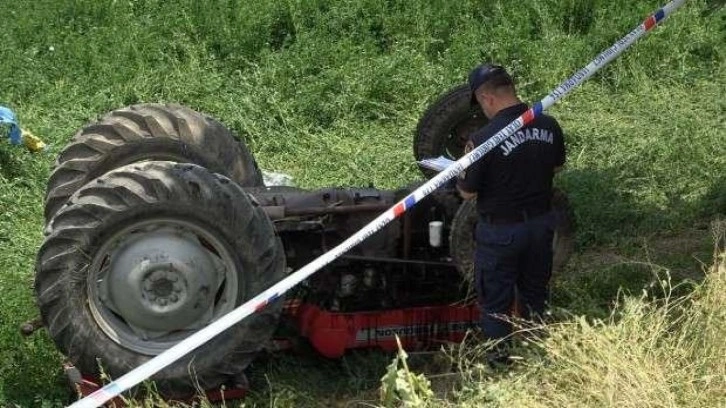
[0,106,22,145]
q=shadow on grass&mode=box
[559,167,722,247]
[0,328,69,406]
[700,174,726,219]
[0,147,29,180]
[552,167,723,317]
[245,345,390,407]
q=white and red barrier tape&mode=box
[69,1,687,406]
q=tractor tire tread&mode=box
[36,161,284,397]
[45,104,263,226]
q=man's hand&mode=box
[457,140,478,200]
[457,183,477,200]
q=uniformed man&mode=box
[457,63,566,366]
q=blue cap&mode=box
[0,106,22,145]
[468,63,511,105]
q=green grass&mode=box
[0,0,723,406]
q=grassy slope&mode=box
[0,0,723,406]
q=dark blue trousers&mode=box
[474,213,555,340]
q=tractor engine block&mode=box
[247,185,466,311]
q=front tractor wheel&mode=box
[414,84,488,179]
[35,161,285,397]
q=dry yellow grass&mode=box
[391,222,726,408]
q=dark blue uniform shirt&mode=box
[458,103,565,217]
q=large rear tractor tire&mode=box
[35,161,284,397]
[44,104,263,227]
[449,188,576,289]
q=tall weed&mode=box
[394,222,726,407]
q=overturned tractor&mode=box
[35,87,574,397]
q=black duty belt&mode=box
[479,207,549,225]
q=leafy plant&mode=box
[380,336,434,408]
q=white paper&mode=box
[417,155,455,172]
